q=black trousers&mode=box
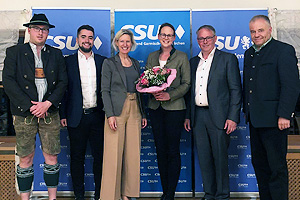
[149,107,185,198]
[67,111,105,198]
[249,123,288,200]
[194,106,230,200]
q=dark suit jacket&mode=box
[188,49,242,129]
[59,52,106,128]
[243,38,299,128]
[3,43,67,117]
[101,54,145,118]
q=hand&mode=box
[141,118,147,129]
[30,100,52,118]
[224,119,237,134]
[108,116,117,131]
[153,91,170,101]
[184,119,191,132]
[278,117,290,130]
[60,119,67,127]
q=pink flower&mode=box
[152,67,161,74]
[140,78,149,86]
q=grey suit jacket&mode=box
[101,54,145,118]
[188,49,242,129]
[146,48,190,110]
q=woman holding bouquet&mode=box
[146,23,190,200]
[100,29,147,200]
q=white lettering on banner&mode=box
[121,24,186,40]
[178,180,187,183]
[140,159,151,163]
[147,139,154,142]
[237,145,248,150]
[181,166,187,170]
[140,166,144,169]
[180,152,187,156]
[229,174,239,178]
[246,154,252,159]
[148,166,158,170]
[47,35,102,50]
[148,180,159,183]
[247,174,256,178]
[140,180,144,183]
[142,132,151,136]
[67,173,71,177]
[238,183,249,188]
[155,173,160,176]
[228,154,239,159]
[238,164,248,169]
[85,154,93,159]
[84,173,94,177]
[141,146,151,149]
[147,152,157,156]
[236,126,247,130]
[230,135,238,140]
[140,152,144,156]
[39,164,44,168]
[246,136,250,140]
[180,139,187,142]
[60,145,68,149]
[216,36,251,51]
[60,164,67,168]
[140,173,151,176]
[39,182,68,187]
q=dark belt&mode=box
[83,107,97,114]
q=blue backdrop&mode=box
[115,10,192,195]
[32,8,111,192]
[191,9,268,194]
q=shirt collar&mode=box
[198,47,216,60]
[78,50,94,59]
[252,37,272,52]
[29,42,45,52]
[159,45,176,57]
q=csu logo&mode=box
[47,35,103,50]
[121,24,186,40]
[216,36,251,51]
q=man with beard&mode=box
[60,25,106,200]
[3,14,67,200]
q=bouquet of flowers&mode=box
[136,66,177,93]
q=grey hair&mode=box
[249,15,271,26]
[196,25,216,35]
[112,29,137,52]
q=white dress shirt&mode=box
[78,50,97,109]
[195,47,216,106]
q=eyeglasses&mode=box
[197,35,215,42]
[159,33,175,39]
[30,26,49,33]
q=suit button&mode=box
[25,86,29,89]
[52,81,56,85]
[252,66,255,69]
[24,75,27,78]
[250,78,253,81]
[250,90,252,94]
[20,109,23,111]
[51,70,54,73]
[18,106,20,109]
[247,103,250,106]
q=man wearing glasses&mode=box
[184,25,241,200]
[3,13,67,200]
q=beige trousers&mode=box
[100,93,141,200]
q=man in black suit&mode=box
[60,25,106,200]
[184,25,242,200]
[243,15,299,200]
[3,14,67,200]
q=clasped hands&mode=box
[30,100,52,118]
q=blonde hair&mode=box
[112,29,137,52]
